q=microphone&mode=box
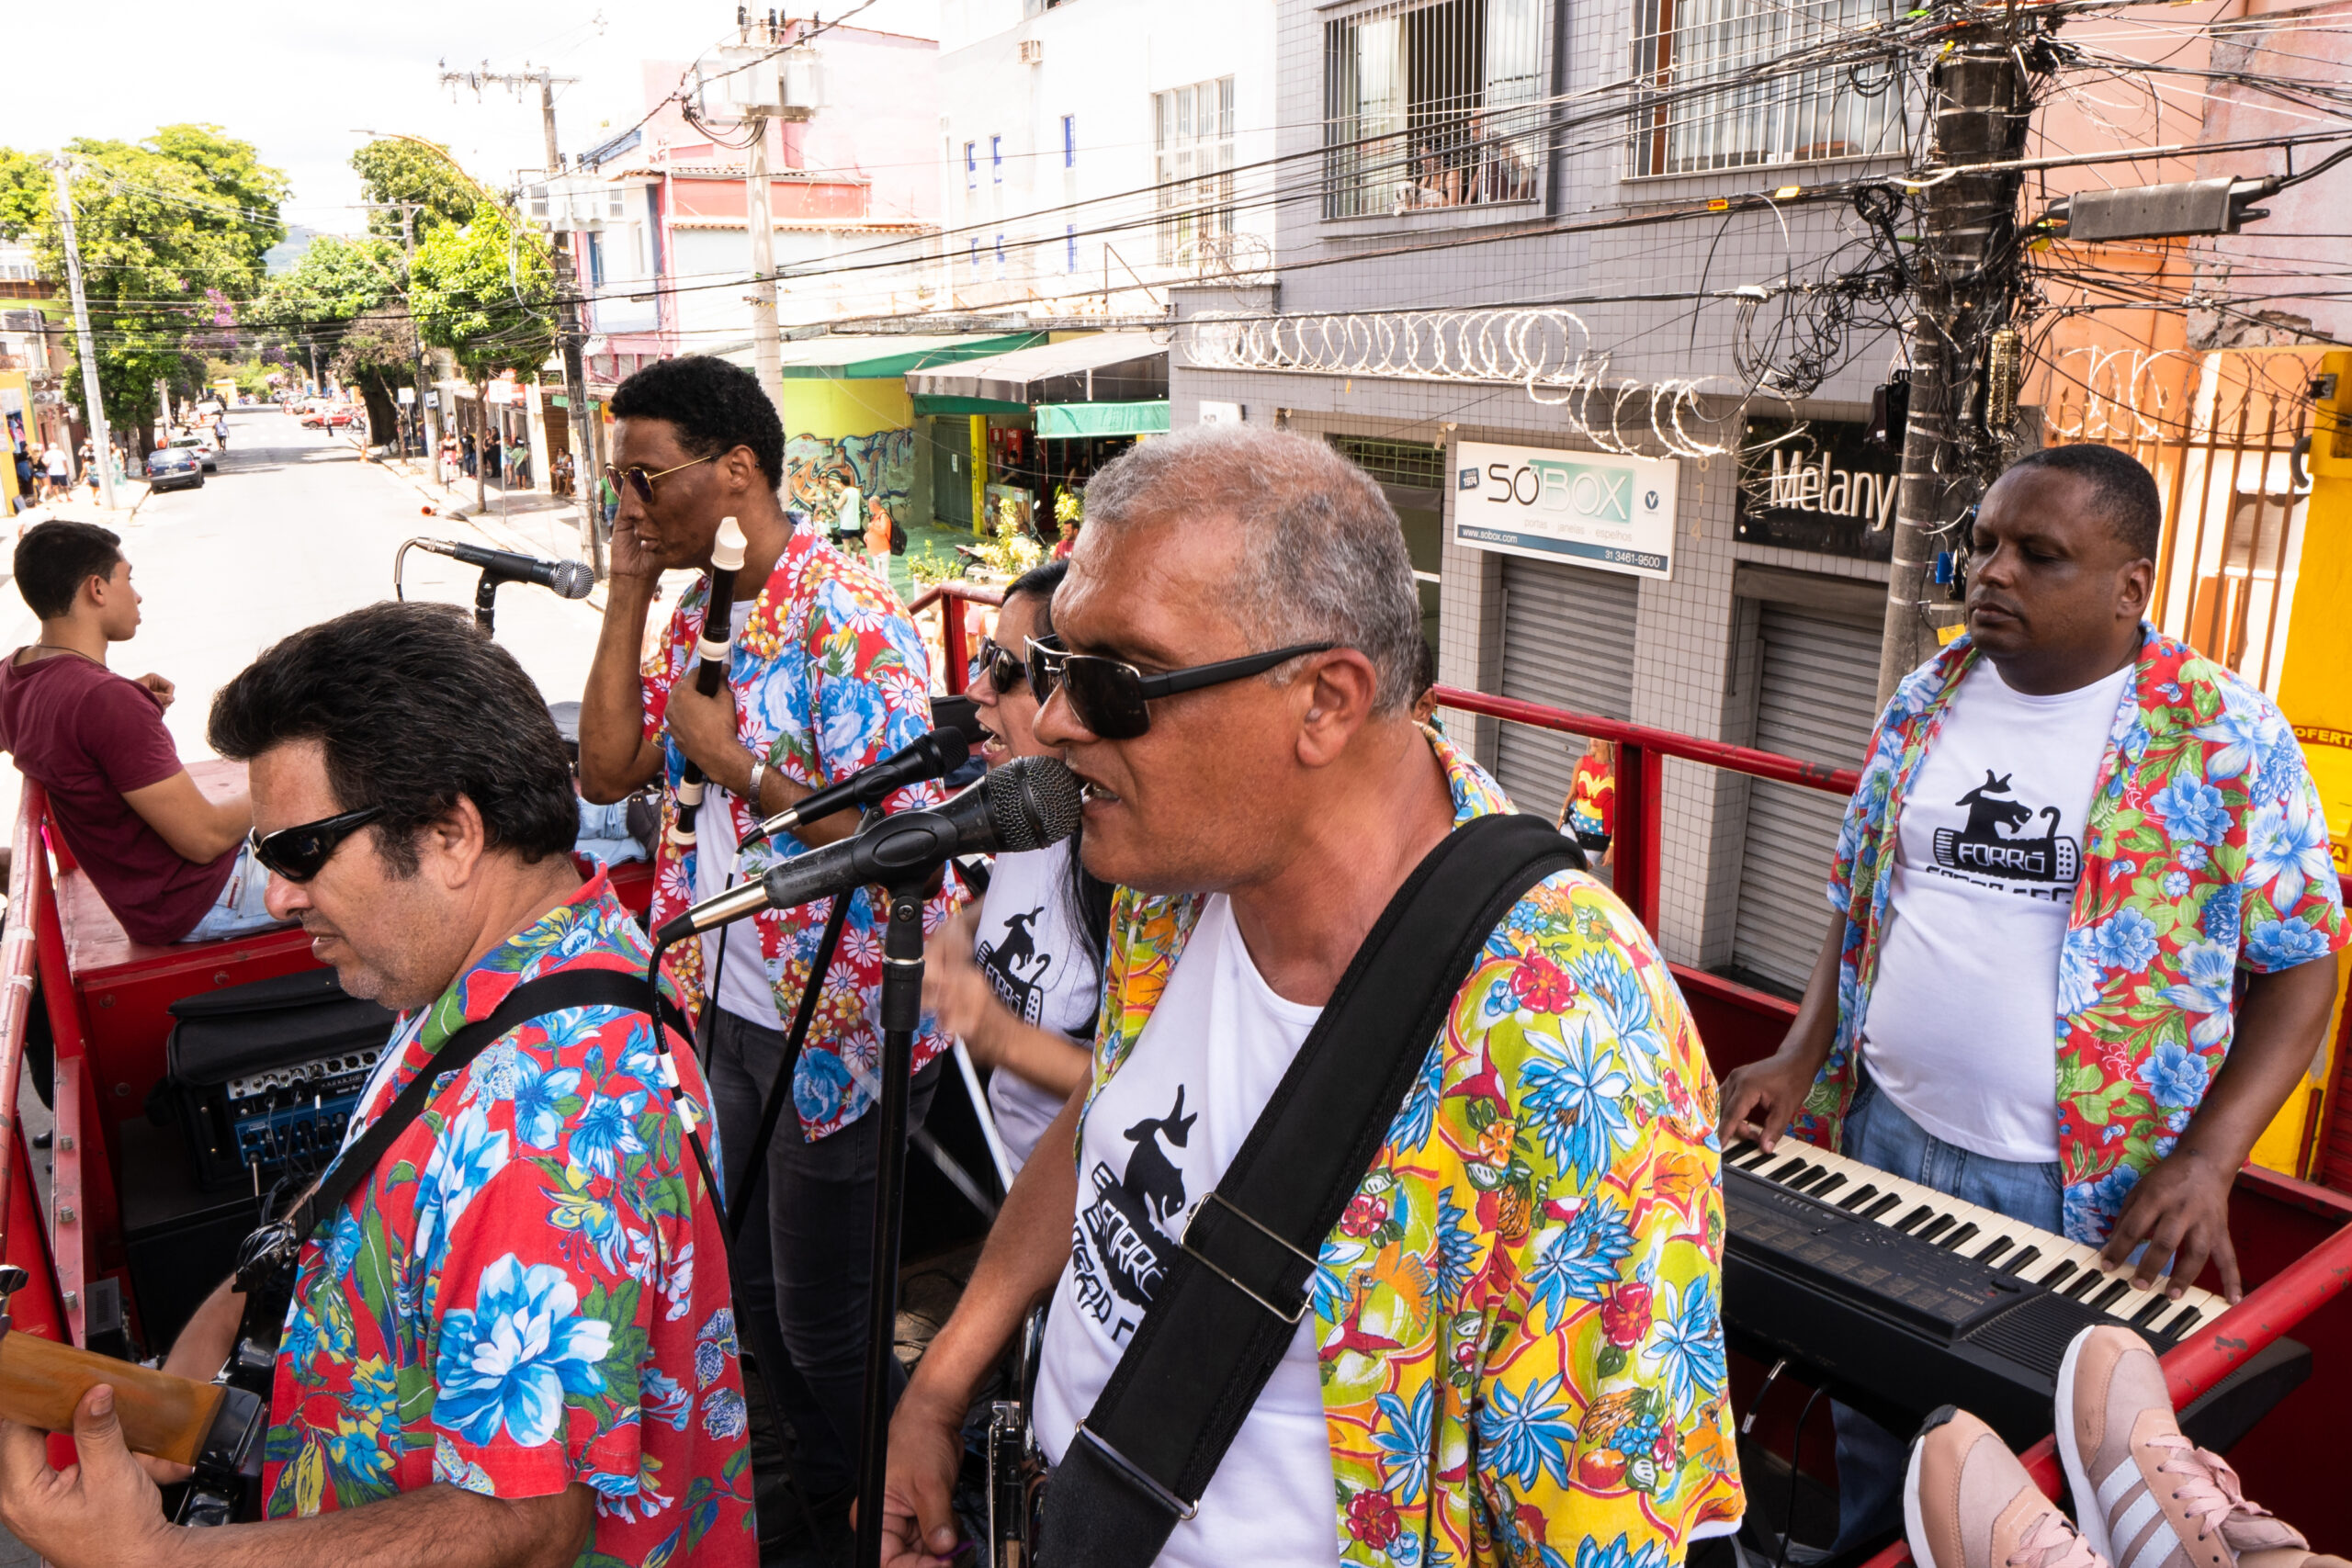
[656,755,1080,944]
[408,538,594,599]
[743,727,972,845]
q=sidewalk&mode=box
[10,479,153,533]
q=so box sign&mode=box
[1450,441,1679,580]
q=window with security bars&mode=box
[1625,0,1902,176]
[1154,77,1236,265]
[1323,0,1546,219]
[1329,434,1448,489]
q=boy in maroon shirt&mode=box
[0,521,279,943]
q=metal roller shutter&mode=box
[1732,602,1883,988]
[1493,556,1639,819]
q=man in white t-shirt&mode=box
[879,426,1744,1568]
[1721,445,2345,1550]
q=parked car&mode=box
[147,446,203,493]
[165,433,218,472]
[324,406,356,428]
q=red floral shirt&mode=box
[265,870,754,1567]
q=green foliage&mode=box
[250,234,404,330]
[0,126,286,446]
[408,207,555,389]
[350,139,481,242]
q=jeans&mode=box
[1830,1068,2063,1552]
[178,842,287,942]
[701,1004,942,1501]
[573,797,646,866]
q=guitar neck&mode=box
[0,1332,225,1466]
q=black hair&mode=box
[209,602,577,875]
[1411,636,1437,702]
[609,355,786,492]
[2005,444,2162,562]
[15,521,122,620]
[1008,559,1114,973]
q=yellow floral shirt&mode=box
[1080,734,1745,1567]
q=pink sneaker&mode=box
[2056,1325,2346,1568]
[1907,1406,2110,1568]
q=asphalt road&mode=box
[0,406,613,829]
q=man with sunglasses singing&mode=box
[0,602,750,1568]
[576,355,959,1551]
[880,427,1743,1568]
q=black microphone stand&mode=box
[853,871,933,1568]
[472,569,503,634]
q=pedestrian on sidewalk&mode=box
[508,439,530,491]
[40,446,68,502]
[483,430,503,483]
[437,433,458,485]
[459,432,477,478]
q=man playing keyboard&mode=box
[1718,445,2346,1549]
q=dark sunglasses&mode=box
[1024,635,1340,739]
[249,807,385,883]
[974,637,1031,696]
[603,452,716,504]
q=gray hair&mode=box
[1080,425,1422,712]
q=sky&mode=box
[0,1,942,236]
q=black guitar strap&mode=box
[233,966,690,1315]
[1037,812,1582,1566]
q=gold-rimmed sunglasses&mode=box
[603,452,717,503]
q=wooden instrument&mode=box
[0,1330,236,1466]
[670,514,750,849]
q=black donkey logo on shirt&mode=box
[1931,769,2081,887]
[1071,1086,1200,1334]
[976,907,1054,1026]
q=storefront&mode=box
[904,333,1169,543]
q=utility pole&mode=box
[49,160,117,512]
[363,200,435,460]
[1875,23,2041,703]
[745,104,783,424]
[440,62,604,576]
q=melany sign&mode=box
[1734,418,1898,560]
[1451,441,1679,580]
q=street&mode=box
[0,406,616,834]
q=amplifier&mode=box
[155,968,396,1192]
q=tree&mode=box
[0,127,286,457]
[331,314,421,449]
[409,206,556,511]
[350,139,481,243]
[245,233,407,423]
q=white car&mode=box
[166,432,220,473]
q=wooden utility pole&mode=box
[1875,25,2040,703]
[49,161,117,511]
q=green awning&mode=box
[746,332,1046,380]
[912,395,1030,418]
[1035,400,1170,438]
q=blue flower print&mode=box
[1577,1535,1669,1568]
[2149,778,2228,847]
[793,1050,854,1132]
[2055,930,2104,1015]
[701,1387,748,1441]
[435,1255,613,1449]
[325,1209,367,1279]
[2161,871,2190,899]
[1642,1278,1726,1416]
[695,1306,740,1391]
[569,1088,648,1179]
[1525,1200,1635,1330]
[1520,1021,1636,1184]
[643,1365,692,1432]
[433,1434,498,1495]
[2091,908,2159,974]
[2180,842,2209,871]
[586,1457,674,1523]
[2064,1164,2142,1240]
[415,1101,511,1268]
[1476,1371,1579,1489]
[2194,692,2291,786]
[2245,795,2333,913]
[2156,682,2184,703]
[509,1054,584,1151]
[2154,941,2237,1049]
[2246,917,2332,970]
[1428,1189,1480,1303]
[819,682,888,764]
[1372,1382,1436,1504]
[2200,890,2242,949]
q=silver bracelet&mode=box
[746,756,767,809]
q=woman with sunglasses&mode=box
[922,559,1112,1176]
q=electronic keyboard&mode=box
[1722,1139,2301,1449]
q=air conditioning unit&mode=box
[1018,39,1045,64]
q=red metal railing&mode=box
[906,580,1007,696]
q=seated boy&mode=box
[0,521,280,944]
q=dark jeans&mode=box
[701,1004,941,1500]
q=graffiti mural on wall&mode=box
[785,428,913,527]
